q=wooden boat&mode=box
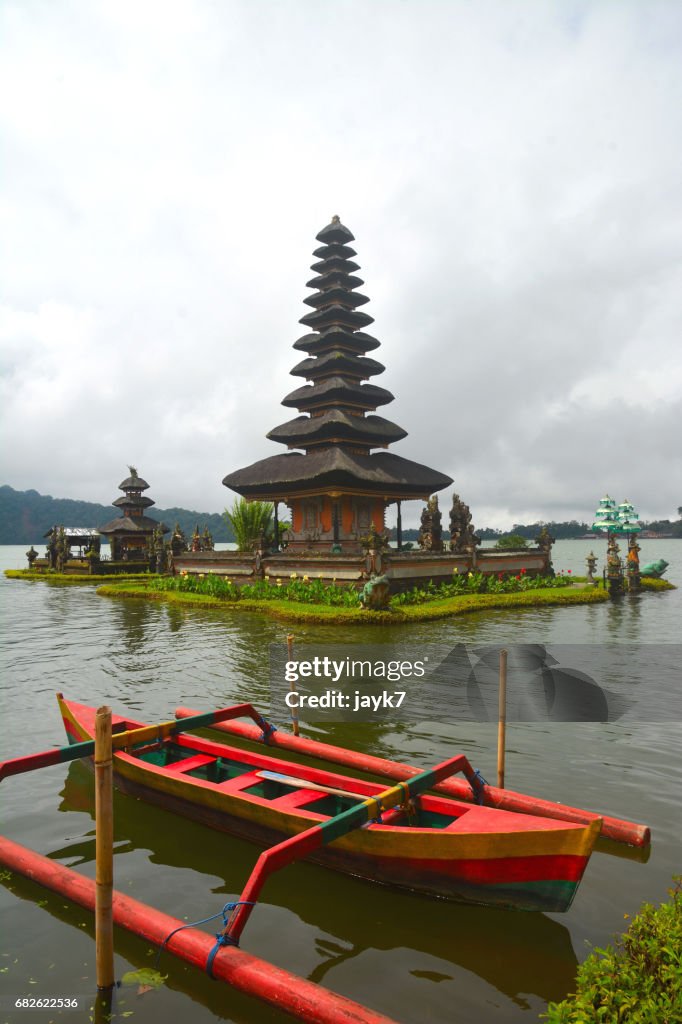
[57,695,600,913]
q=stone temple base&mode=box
[173,546,552,591]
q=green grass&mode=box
[542,878,681,1023]
[4,569,160,584]
[97,580,609,624]
[640,577,676,591]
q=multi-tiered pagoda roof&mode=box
[99,467,168,536]
[223,217,452,501]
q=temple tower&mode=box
[99,467,168,561]
[223,217,452,552]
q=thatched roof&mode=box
[290,351,385,380]
[224,449,452,500]
[315,217,355,245]
[299,305,374,331]
[293,328,381,355]
[281,377,394,411]
[267,411,407,448]
[112,494,155,509]
[224,218,451,503]
[99,515,168,535]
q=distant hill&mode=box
[0,485,234,544]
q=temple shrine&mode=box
[175,218,553,587]
[223,217,452,553]
[98,467,169,562]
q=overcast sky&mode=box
[1,0,680,530]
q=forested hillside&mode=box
[0,485,233,544]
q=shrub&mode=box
[543,879,682,1023]
[494,534,529,549]
[392,571,571,606]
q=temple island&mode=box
[174,217,554,588]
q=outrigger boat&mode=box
[47,695,601,918]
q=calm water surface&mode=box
[1,541,680,1024]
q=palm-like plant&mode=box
[224,498,275,551]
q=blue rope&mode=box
[472,769,488,805]
[205,901,255,976]
[259,722,277,743]
[154,900,254,973]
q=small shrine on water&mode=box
[99,467,169,562]
[176,218,554,588]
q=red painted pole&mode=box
[0,837,399,1024]
[175,706,651,847]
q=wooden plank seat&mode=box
[164,754,216,774]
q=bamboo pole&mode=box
[286,633,299,736]
[497,649,508,789]
[94,706,114,991]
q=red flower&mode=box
[568,569,572,574]
[521,568,526,574]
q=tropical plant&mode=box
[224,499,274,551]
[495,534,529,549]
[543,878,681,1023]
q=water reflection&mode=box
[58,762,579,1007]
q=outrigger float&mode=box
[29,694,616,917]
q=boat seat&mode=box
[270,789,329,809]
[164,754,216,774]
[218,771,266,793]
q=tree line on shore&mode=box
[1,485,680,545]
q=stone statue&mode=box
[26,546,38,568]
[46,526,58,568]
[640,558,669,578]
[171,523,188,556]
[418,496,444,552]
[626,535,641,590]
[359,574,391,611]
[585,551,597,584]
[449,493,479,553]
[56,527,68,572]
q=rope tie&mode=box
[258,721,277,743]
[154,900,255,975]
[472,769,488,805]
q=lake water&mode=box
[1,540,680,1024]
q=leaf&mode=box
[120,968,166,989]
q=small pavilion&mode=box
[98,467,168,561]
[223,217,452,552]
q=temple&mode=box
[174,218,554,588]
[98,467,169,562]
[223,217,452,552]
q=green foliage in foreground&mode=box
[542,879,682,1024]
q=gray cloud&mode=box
[1,0,680,529]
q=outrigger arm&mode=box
[217,754,484,952]
[0,698,278,782]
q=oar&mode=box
[255,770,366,802]
[0,699,277,783]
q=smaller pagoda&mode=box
[99,467,168,562]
